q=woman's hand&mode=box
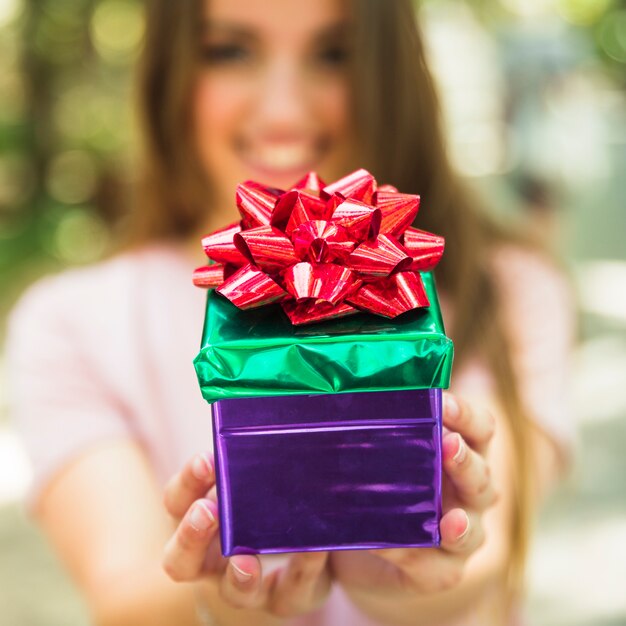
[161,452,331,621]
[330,392,498,597]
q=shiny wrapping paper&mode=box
[213,389,443,556]
[194,271,452,404]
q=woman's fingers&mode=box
[371,547,464,594]
[163,452,215,520]
[269,552,331,618]
[442,393,495,456]
[442,431,497,510]
[219,552,330,616]
[219,555,265,610]
[440,508,484,555]
[373,507,480,593]
[375,509,484,564]
[163,498,219,581]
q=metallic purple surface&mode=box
[212,388,442,556]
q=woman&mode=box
[7,0,573,624]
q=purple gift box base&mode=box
[212,388,443,556]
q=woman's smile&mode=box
[236,136,329,182]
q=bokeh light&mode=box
[33,4,85,65]
[90,0,144,64]
[598,9,626,63]
[0,0,21,29]
[45,150,98,205]
[556,0,613,25]
[53,208,109,264]
[0,70,25,125]
[499,0,554,19]
[0,155,34,209]
[38,206,109,264]
[422,2,509,177]
[53,85,131,152]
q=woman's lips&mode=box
[239,141,325,181]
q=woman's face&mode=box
[193,0,353,215]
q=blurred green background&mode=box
[0,0,625,624]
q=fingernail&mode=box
[191,454,212,480]
[231,561,252,583]
[457,511,471,542]
[444,394,460,421]
[453,434,467,464]
[189,502,214,531]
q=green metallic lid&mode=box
[194,271,453,404]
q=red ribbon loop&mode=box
[348,234,412,278]
[321,168,376,204]
[281,299,357,325]
[331,199,381,241]
[193,264,224,288]
[293,171,326,193]
[202,222,247,266]
[347,271,429,317]
[402,227,445,271]
[283,262,360,304]
[377,191,421,237]
[291,220,354,263]
[272,190,331,235]
[234,225,298,272]
[236,181,283,228]
[216,264,286,309]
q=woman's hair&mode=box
[133,0,533,599]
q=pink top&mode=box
[6,242,575,626]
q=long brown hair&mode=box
[132,0,533,600]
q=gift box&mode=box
[192,170,453,556]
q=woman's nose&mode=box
[255,57,310,132]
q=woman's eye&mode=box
[316,45,349,67]
[200,43,250,64]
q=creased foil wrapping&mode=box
[213,389,442,556]
[194,271,453,404]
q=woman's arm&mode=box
[36,439,301,626]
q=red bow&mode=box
[193,169,444,325]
